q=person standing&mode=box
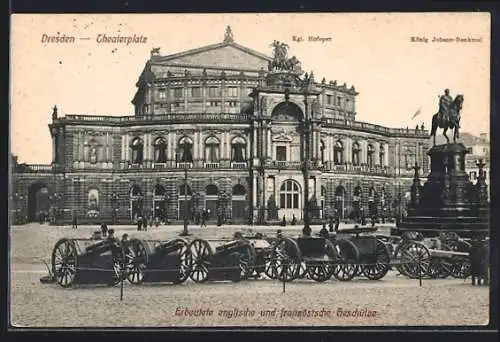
[200,209,207,228]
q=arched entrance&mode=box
[129,185,144,221]
[27,182,50,222]
[152,184,167,221]
[231,184,247,221]
[271,101,304,121]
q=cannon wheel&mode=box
[168,238,192,284]
[125,238,150,285]
[264,249,280,280]
[306,239,337,282]
[449,256,471,279]
[362,239,391,280]
[331,239,360,281]
[426,258,452,279]
[238,242,256,280]
[297,262,308,279]
[52,238,78,288]
[273,237,301,282]
[189,239,213,283]
[399,242,431,279]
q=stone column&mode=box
[346,137,352,163]
[384,144,389,166]
[193,131,199,161]
[374,143,380,166]
[267,126,272,159]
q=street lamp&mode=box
[111,192,119,225]
[300,91,312,236]
[176,147,190,236]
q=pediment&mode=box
[155,42,271,70]
[272,133,293,142]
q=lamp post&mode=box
[176,147,190,236]
[300,91,312,236]
[111,192,118,225]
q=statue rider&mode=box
[438,89,453,125]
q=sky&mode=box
[10,13,490,163]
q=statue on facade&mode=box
[223,26,234,43]
[52,105,58,120]
[150,47,161,57]
[89,146,97,164]
[430,89,464,145]
[270,40,294,71]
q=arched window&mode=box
[178,136,193,163]
[367,144,375,168]
[379,144,385,167]
[130,137,144,164]
[320,140,326,163]
[279,180,301,209]
[206,184,219,196]
[352,142,361,166]
[153,137,167,163]
[334,140,344,165]
[231,136,246,162]
[404,148,413,169]
[334,185,345,219]
[368,187,376,202]
[232,184,246,196]
[204,136,220,163]
[88,189,99,211]
[153,184,166,197]
[353,186,362,202]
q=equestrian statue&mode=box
[430,89,464,146]
[269,40,302,73]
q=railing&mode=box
[177,162,193,169]
[60,113,250,124]
[152,163,168,169]
[321,118,429,137]
[231,162,248,169]
[204,162,220,169]
[12,164,53,173]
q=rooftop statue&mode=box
[269,40,302,73]
[223,26,234,43]
[430,89,464,146]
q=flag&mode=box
[411,108,421,120]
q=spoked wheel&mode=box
[188,239,213,283]
[449,256,471,279]
[238,243,256,280]
[399,242,431,279]
[426,258,452,279]
[332,239,360,281]
[109,241,127,286]
[306,240,337,282]
[362,239,391,280]
[298,262,308,279]
[264,251,280,280]
[52,238,78,288]
[273,237,301,282]
[125,238,150,285]
[168,238,192,284]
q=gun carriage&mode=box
[123,237,191,285]
[48,236,125,288]
[187,238,255,283]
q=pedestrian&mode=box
[72,215,78,229]
[320,223,329,238]
[137,216,142,231]
[291,214,296,226]
[100,222,108,237]
[281,215,286,227]
[195,211,201,225]
[201,209,207,228]
[328,216,334,232]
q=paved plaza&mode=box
[10,223,490,327]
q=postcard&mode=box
[9,13,490,328]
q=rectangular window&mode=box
[228,101,238,107]
[467,147,473,154]
[157,88,166,99]
[280,194,286,209]
[326,94,333,105]
[173,88,183,98]
[207,101,219,107]
[228,87,239,97]
[345,98,350,110]
[191,87,201,98]
[337,96,342,106]
[170,102,181,111]
[276,146,287,161]
[208,87,221,97]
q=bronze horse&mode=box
[430,95,464,146]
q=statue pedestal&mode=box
[397,143,489,238]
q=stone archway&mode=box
[271,101,304,121]
[27,182,50,222]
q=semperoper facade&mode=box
[11,27,430,225]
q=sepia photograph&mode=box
[9,12,491,328]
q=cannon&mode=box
[389,231,473,279]
[328,227,391,281]
[46,236,125,288]
[123,237,191,285]
[187,238,253,283]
